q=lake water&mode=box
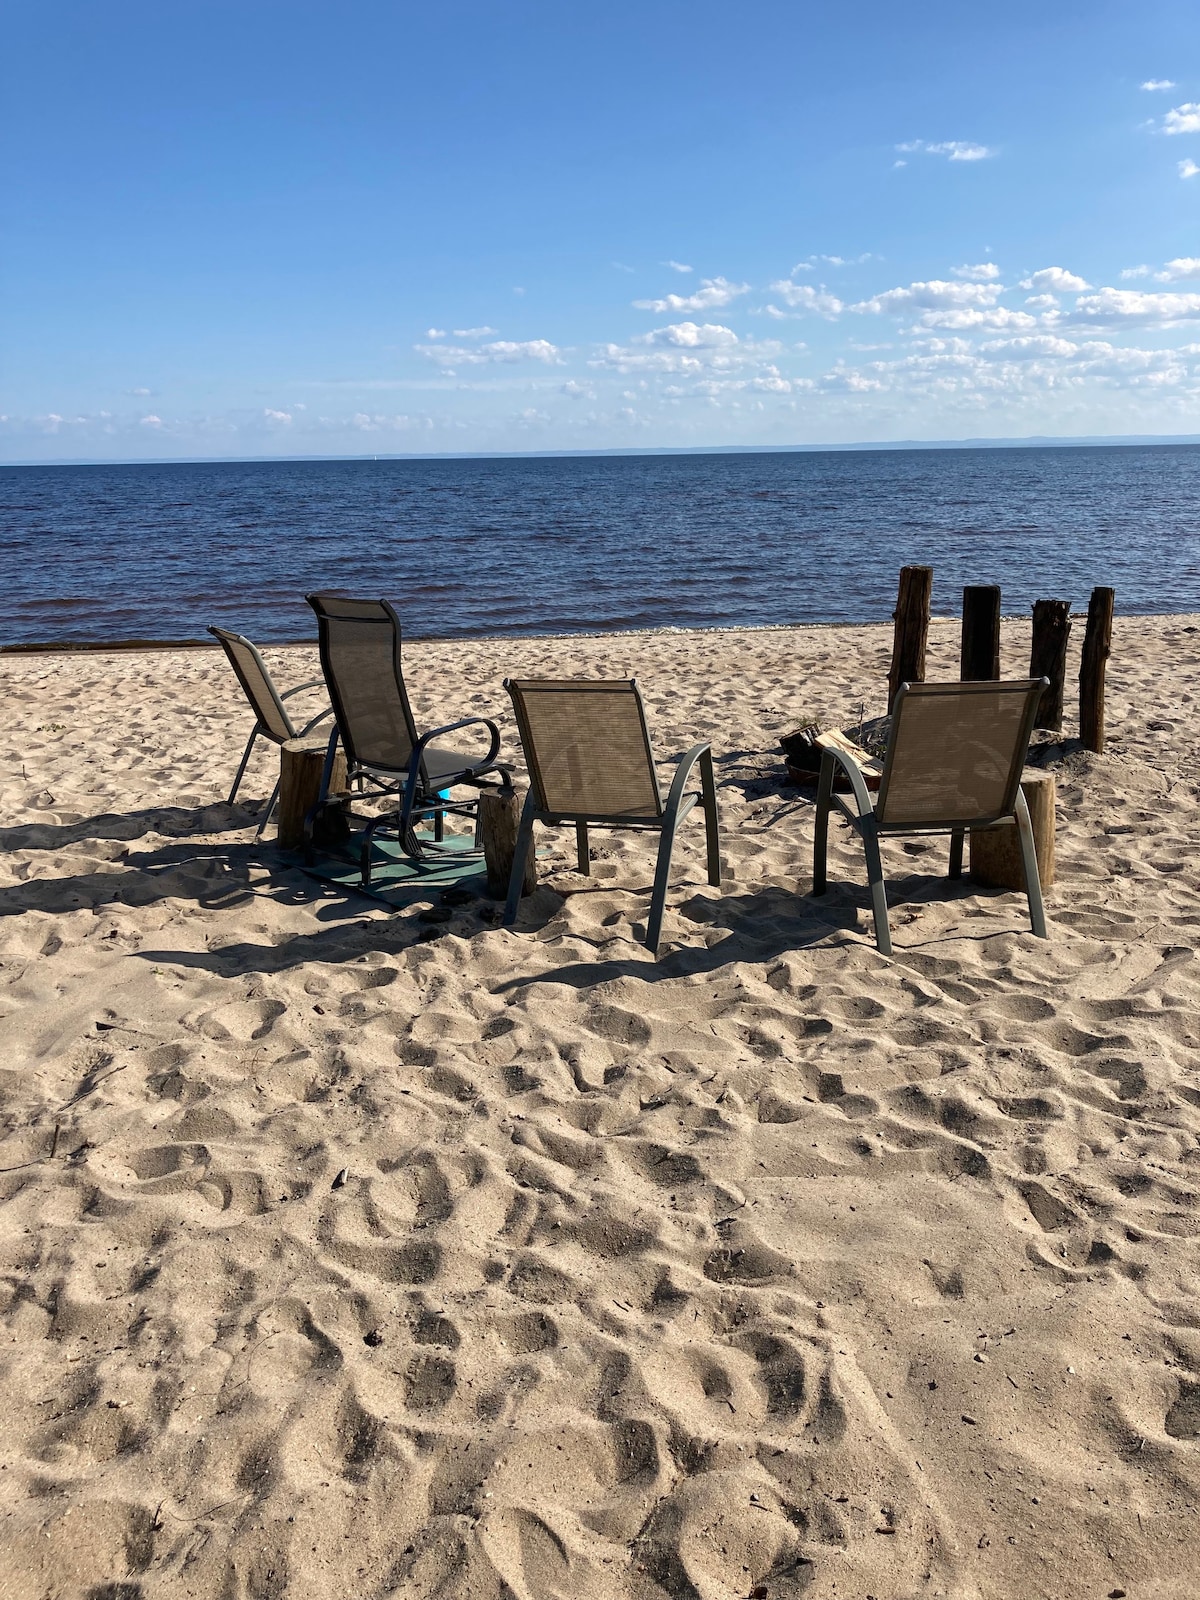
[2,445,1198,646]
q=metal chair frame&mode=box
[305,595,512,886]
[812,677,1049,956]
[502,678,721,956]
[208,626,333,839]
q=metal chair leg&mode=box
[504,795,539,926]
[254,776,281,841]
[1014,790,1048,938]
[861,822,892,956]
[949,829,965,878]
[228,727,260,805]
[700,748,721,886]
[812,751,834,894]
[646,813,683,958]
[576,821,590,875]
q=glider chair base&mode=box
[303,727,514,889]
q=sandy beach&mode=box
[2,612,1199,1600]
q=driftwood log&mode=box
[887,565,933,712]
[1029,599,1073,731]
[278,738,346,850]
[1079,586,1115,754]
[960,585,1001,681]
[970,771,1056,890]
[479,788,536,899]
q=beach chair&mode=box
[812,678,1050,955]
[502,678,721,956]
[305,594,512,885]
[208,625,333,839]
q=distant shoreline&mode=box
[4,434,1200,470]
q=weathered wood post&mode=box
[1029,599,1073,731]
[278,739,346,849]
[887,565,933,712]
[479,788,537,899]
[970,772,1056,889]
[1079,586,1114,754]
[960,585,1001,681]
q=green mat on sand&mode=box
[299,831,492,911]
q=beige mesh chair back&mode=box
[812,678,1049,955]
[305,594,512,885]
[503,678,720,956]
[208,626,331,838]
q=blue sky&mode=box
[4,0,1200,461]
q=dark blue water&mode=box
[2,446,1198,646]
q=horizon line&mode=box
[3,430,1200,469]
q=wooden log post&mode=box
[960,585,1001,681]
[970,771,1056,890]
[479,787,537,899]
[1029,599,1073,731]
[887,565,933,712]
[1079,585,1115,754]
[278,738,346,850]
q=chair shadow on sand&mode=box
[2,797,1036,985]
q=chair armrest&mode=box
[295,706,335,738]
[411,716,502,774]
[662,742,712,816]
[279,676,328,700]
[816,733,877,819]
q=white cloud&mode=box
[633,276,749,313]
[1180,159,1200,179]
[953,262,1001,281]
[977,335,1079,359]
[895,139,994,161]
[663,260,693,273]
[611,262,635,273]
[263,409,292,423]
[639,321,739,348]
[591,324,783,376]
[768,281,844,316]
[130,386,153,396]
[1067,287,1200,327]
[916,307,1039,331]
[1120,265,1152,279]
[1024,294,1059,310]
[414,337,562,367]
[1018,267,1090,292]
[1164,103,1200,134]
[560,379,596,399]
[1142,79,1176,91]
[451,326,498,338]
[1157,258,1200,281]
[140,414,164,428]
[851,279,1001,314]
[820,366,885,392]
[424,328,447,339]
